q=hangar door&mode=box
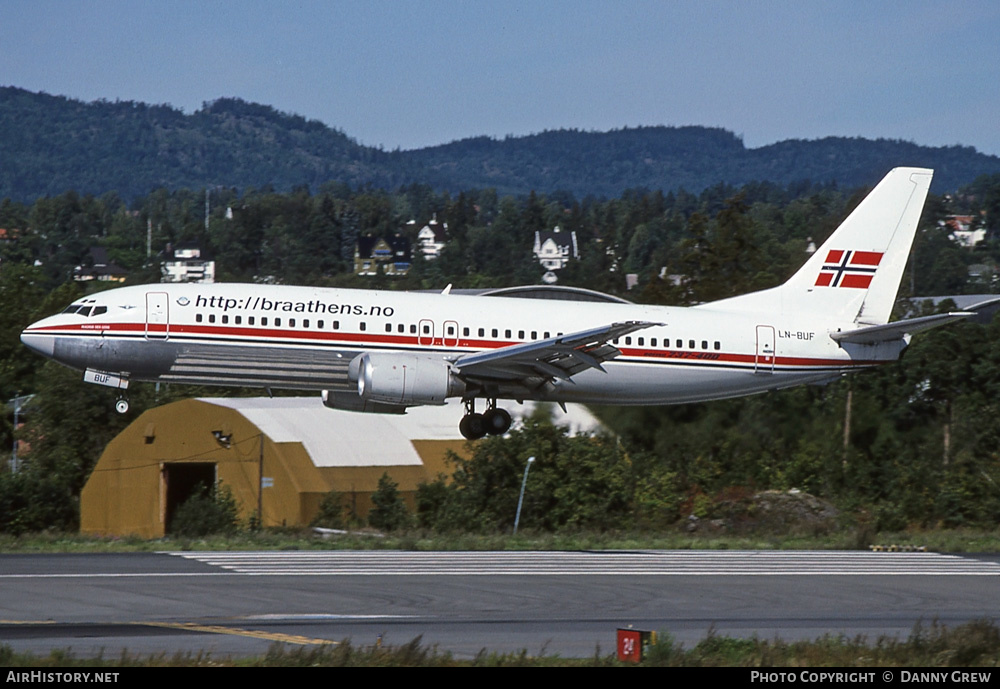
[162,462,216,533]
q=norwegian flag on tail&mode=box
[814,249,883,288]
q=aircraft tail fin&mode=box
[705,167,933,325]
[781,167,933,324]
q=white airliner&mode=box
[20,168,978,438]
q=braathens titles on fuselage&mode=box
[19,168,983,438]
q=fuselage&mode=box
[20,282,903,406]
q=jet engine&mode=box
[320,389,407,414]
[348,352,465,406]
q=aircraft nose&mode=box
[20,329,55,358]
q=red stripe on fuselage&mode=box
[28,321,882,370]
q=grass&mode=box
[2,620,999,666]
[0,525,999,553]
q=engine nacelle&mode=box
[348,352,465,406]
[321,389,407,414]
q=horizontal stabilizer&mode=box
[964,296,1000,313]
[831,312,973,345]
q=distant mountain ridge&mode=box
[1,86,998,201]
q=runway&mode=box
[2,550,998,659]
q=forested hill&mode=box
[2,86,999,201]
[0,87,411,201]
[401,128,1000,198]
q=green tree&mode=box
[311,490,347,529]
[369,473,410,531]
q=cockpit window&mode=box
[61,302,106,317]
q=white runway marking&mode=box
[162,550,1000,576]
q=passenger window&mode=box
[688,340,695,349]
[479,328,485,337]
[492,328,498,338]
[385,323,392,333]
[196,314,203,323]
[613,338,619,345]
[702,340,708,349]
[423,324,430,335]
[317,319,323,328]
[289,318,295,327]
[676,339,682,348]
[544,332,550,338]
[398,324,405,333]
[505,329,511,338]
[303,319,309,328]
[463,327,470,337]
[638,337,644,346]
[651,338,657,347]
[714,341,720,350]
[275,318,281,327]
[410,324,416,334]
[625,337,632,345]
[209,314,216,324]
[360,322,366,331]
[235,316,241,325]
[531,331,537,340]
[249,316,255,325]
[518,330,524,339]
[333,320,339,329]
[222,315,229,324]
[262,317,268,326]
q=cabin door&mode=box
[146,291,169,340]
[755,325,775,374]
[418,319,434,347]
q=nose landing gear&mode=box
[459,399,512,439]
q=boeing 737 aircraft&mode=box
[20,168,977,438]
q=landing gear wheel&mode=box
[459,413,486,440]
[115,398,130,414]
[483,407,512,435]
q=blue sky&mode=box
[3,0,998,154]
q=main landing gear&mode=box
[459,398,512,440]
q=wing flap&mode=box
[454,321,661,382]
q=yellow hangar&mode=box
[80,397,466,537]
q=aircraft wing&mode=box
[831,312,973,345]
[452,321,661,382]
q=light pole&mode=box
[8,394,33,473]
[513,456,535,535]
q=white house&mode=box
[942,215,986,249]
[533,226,579,271]
[161,243,216,283]
[413,217,448,260]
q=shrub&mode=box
[169,483,240,536]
